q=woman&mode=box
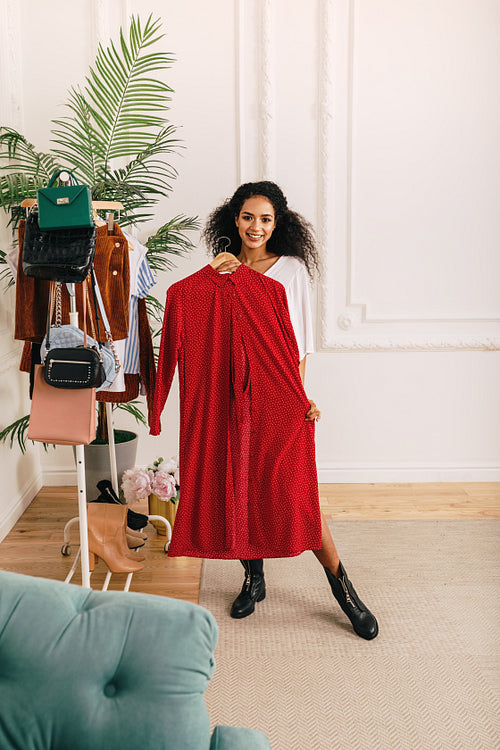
[203,181,378,640]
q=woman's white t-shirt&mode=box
[264,255,314,360]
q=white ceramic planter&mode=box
[76,430,139,500]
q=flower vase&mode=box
[148,493,178,535]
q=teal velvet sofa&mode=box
[0,570,270,750]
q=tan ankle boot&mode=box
[126,528,148,541]
[87,504,144,573]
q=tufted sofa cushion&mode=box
[0,571,270,750]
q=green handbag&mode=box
[37,170,93,230]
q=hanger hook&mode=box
[217,236,231,253]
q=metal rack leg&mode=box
[64,547,81,584]
[147,515,172,553]
[61,516,79,555]
[106,402,119,495]
[67,284,91,588]
[75,444,91,588]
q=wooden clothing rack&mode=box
[20,198,124,211]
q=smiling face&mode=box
[235,195,277,255]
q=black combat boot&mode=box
[324,561,378,640]
[230,559,266,619]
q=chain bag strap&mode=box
[40,279,119,391]
[43,279,105,389]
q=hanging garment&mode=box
[95,299,156,420]
[264,255,315,359]
[95,234,155,403]
[14,220,130,343]
[15,218,155,412]
[150,263,322,559]
[122,234,156,374]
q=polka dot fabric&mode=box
[150,263,322,558]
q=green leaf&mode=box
[146,215,200,273]
[116,400,148,428]
[0,415,30,453]
[0,128,58,184]
[145,294,166,325]
[79,15,172,170]
[0,15,198,449]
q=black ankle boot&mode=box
[324,562,378,640]
[96,479,121,504]
[230,559,266,619]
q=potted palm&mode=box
[0,15,198,491]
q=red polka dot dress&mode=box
[149,263,322,558]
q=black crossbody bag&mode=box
[43,279,105,389]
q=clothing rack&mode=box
[21,188,172,588]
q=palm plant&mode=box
[0,14,199,451]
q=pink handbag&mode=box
[27,365,96,445]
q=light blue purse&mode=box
[41,274,120,392]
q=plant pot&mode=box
[148,493,178,535]
[74,430,139,500]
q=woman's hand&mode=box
[306,399,321,421]
[212,253,241,274]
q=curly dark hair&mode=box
[202,181,320,278]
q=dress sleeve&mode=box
[149,285,183,435]
[286,263,315,360]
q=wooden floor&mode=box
[0,482,498,603]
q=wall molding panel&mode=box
[259,0,276,179]
[317,0,500,352]
[91,0,130,61]
[318,335,500,353]
[317,0,336,351]
[235,0,246,184]
[91,0,112,57]
[0,0,24,130]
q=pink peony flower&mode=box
[174,467,180,486]
[121,468,153,504]
[161,456,178,474]
[151,470,177,502]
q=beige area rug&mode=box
[199,520,500,750]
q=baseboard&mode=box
[0,472,43,543]
[42,466,77,486]
[317,464,500,483]
[45,463,500,487]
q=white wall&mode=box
[0,1,43,539]
[0,271,42,539]
[0,0,499,526]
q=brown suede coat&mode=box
[15,220,130,342]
